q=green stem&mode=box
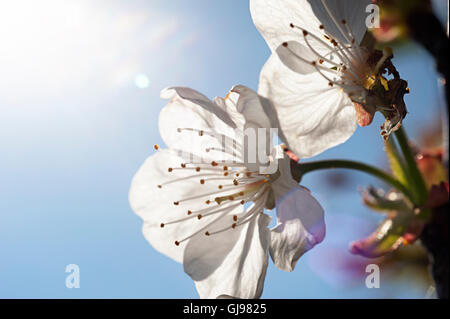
[393,127,428,205]
[292,159,415,201]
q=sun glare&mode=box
[0,1,167,103]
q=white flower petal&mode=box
[270,182,325,272]
[308,0,372,43]
[250,0,320,51]
[159,87,238,162]
[212,85,277,172]
[250,0,370,52]
[129,150,242,263]
[229,85,272,130]
[214,95,246,129]
[184,212,271,299]
[161,87,237,129]
[159,86,275,164]
[216,295,239,299]
[307,0,370,45]
[275,41,318,75]
[258,54,357,158]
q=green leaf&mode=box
[394,127,429,206]
[384,138,410,186]
[362,187,411,213]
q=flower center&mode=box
[155,132,273,246]
[283,2,408,134]
[284,20,370,102]
[281,0,397,106]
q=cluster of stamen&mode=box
[281,1,409,138]
[282,1,374,103]
[154,126,271,247]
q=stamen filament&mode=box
[321,0,352,44]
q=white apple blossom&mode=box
[129,85,325,298]
[250,0,399,158]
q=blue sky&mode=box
[0,0,446,298]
